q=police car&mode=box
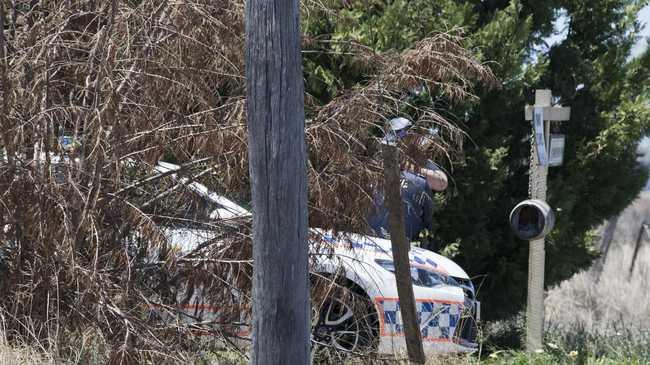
[155,162,480,356]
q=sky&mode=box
[637,138,650,190]
[633,5,650,182]
[637,138,650,166]
[542,5,649,58]
[632,5,650,58]
[531,5,650,174]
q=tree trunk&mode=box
[245,0,310,363]
[381,142,426,364]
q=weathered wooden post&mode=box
[381,136,426,364]
[245,0,310,362]
[522,90,570,351]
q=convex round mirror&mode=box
[509,199,555,240]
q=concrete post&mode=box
[526,90,551,351]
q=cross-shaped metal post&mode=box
[523,90,570,351]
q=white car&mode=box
[154,162,480,357]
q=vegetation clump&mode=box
[0,0,492,362]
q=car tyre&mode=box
[310,274,379,363]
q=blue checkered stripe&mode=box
[378,299,461,341]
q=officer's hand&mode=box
[420,168,448,191]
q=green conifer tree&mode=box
[302,0,650,319]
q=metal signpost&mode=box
[548,134,566,167]
[523,90,570,351]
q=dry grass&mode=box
[545,192,650,336]
[0,327,55,365]
[0,344,54,365]
[476,191,650,364]
[0,345,53,365]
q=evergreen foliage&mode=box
[301,0,650,319]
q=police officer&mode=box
[367,118,448,241]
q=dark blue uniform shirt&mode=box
[367,171,434,241]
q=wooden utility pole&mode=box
[381,142,426,364]
[245,0,310,362]
[523,90,570,351]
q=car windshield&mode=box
[447,276,461,287]
[375,259,446,288]
[141,165,251,227]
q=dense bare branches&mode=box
[0,0,493,361]
[306,32,496,231]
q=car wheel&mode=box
[311,275,379,362]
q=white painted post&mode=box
[523,90,570,351]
